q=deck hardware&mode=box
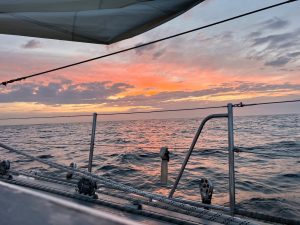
[199,178,213,205]
[0,160,12,180]
[159,147,169,185]
[30,170,41,176]
[66,162,77,180]
[77,177,98,199]
[132,200,143,210]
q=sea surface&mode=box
[0,113,299,221]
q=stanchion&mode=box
[227,103,236,215]
[88,113,97,173]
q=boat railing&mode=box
[0,99,299,224]
[84,103,237,214]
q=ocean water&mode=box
[0,113,299,221]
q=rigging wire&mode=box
[0,105,227,120]
[0,114,92,121]
[234,99,300,107]
[0,0,297,86]
[0,99,299,121]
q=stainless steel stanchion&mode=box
[88,113,97,173]
[227,103,236,215]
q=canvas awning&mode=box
[0,0,204,44]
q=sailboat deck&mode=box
[0,176,228,225]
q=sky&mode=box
[0,0,299,122]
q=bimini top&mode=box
[0,0,204,44]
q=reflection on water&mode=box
[0,114,299,220]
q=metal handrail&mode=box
[168,104,236,215]
[168,113,228,198]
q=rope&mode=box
[1,0,297,86]
[0,142,254,225]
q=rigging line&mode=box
[94,105,226,116]
[234,99,300,107]
[1,0,297,86]
[0,114,92,121]
[0,98,299,121]
[0,105,227,120]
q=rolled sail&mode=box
[0,0,204,44]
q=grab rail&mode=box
[168,113,228,198]
[168,103,236,215]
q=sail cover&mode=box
[0,0,204,44]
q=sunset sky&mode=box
[0,0,299,121]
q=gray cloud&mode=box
[261,18,289,30]
[1,81,299,111]
[248,18,289,40]
[133,41,169,60]
[248,31,262,38]
[0,81,134,104]
[287,52,300,58]
[263,50,300,67]
[22,40,42,49]
[247,27,300,68]
[220,31,233,40]
[110,82,300,107]
[152,48,166,59]
[252,32,295,48]
[265,57,291,67]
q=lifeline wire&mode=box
[1,0,297,86]
[0,99,299,121]
[0,105,228,120]
[0,114,92,121]
[234,99,300,107]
